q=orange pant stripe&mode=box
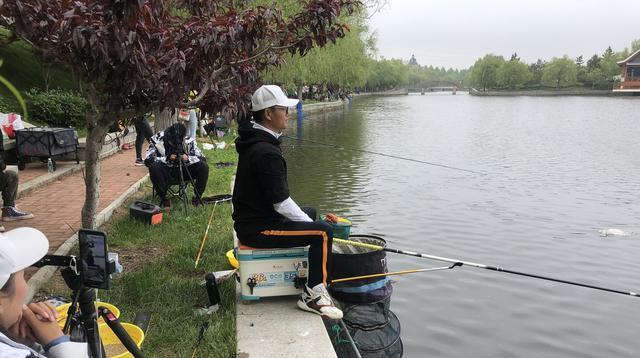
[260,229,329,285]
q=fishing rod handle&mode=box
[98,306,144,358]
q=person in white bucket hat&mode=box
[0,227,87,357]
[233,85,343,320]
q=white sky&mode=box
[368,0,640,69]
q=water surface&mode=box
[284,93,640,358]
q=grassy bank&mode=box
[39,139,239,357]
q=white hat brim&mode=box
[3,227,49,273]
[278,98,299,108]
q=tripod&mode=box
[170,156,203,214]
[34,256,143,358]
[172,146,204,213]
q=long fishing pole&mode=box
[195,202,217,268]
[283,135,481,174]
[331,264,461,284]
[333,237,640,298]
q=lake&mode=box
[284,93,640,357]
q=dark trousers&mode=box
[238,208,334,288]
[148,161,209,200]
[0,170,18,207]
[134,117,153,159]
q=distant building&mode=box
[408,54,419,66]
[613,49,640,92]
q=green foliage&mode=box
[25,88,87,127]
[264,21,371,91]
[0,58,28,118]
[497,60,531,89]
[528,59,546,85]
[0,27,76,96]
[470,54,505,91]
[407,65,467,88]
[542,56,577,88]
[365,58,410,90]
[470,41,635,91]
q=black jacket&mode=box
[232,122,290,234]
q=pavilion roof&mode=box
[617,49,640,66]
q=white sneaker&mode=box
[0,224,4,232]
[297,283,343,320]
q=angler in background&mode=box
[144,122,209,209]
[232,85,343,320]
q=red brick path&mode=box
[5,149,148,253]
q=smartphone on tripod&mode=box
[79,229,110,290]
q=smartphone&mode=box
[78,229,110,290]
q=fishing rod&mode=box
[333,237,640,298]
[331,263,461,284]
[195,202,217,268]
[283,135,482,175]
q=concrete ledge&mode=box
[290,100,347,116]
[236,290,337,358]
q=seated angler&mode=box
[232,85,343,319]
[144,122,209,209]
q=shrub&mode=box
[0,96,9,113]
[25,88,87,128]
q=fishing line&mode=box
[283,135,482,175]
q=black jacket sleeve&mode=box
[254,152,290,204]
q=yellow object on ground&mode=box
[55,302,120,329]
[99,322,145,358]
[226,249,239,269]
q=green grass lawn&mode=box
[39,138,239,357]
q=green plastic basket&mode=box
[321,215,352,240]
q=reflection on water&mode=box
[284,94,640,357]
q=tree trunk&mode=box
[153,107,175,134]
[81,122,109,229]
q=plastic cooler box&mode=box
[237,242,309,301]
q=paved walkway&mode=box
[6,147,148,254]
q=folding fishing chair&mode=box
[153,161,202,214]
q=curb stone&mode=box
[26,173,149,301]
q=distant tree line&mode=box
[264,17,469,96]
[468,39,640,91]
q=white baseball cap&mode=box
[251,85,299,112]
[0,228,49,289]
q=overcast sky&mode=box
[368,0,640,69]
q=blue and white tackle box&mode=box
[237,242,309,301]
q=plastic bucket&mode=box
[55,302,121,329]
[99,322,145,358]
[321,215,352,240]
